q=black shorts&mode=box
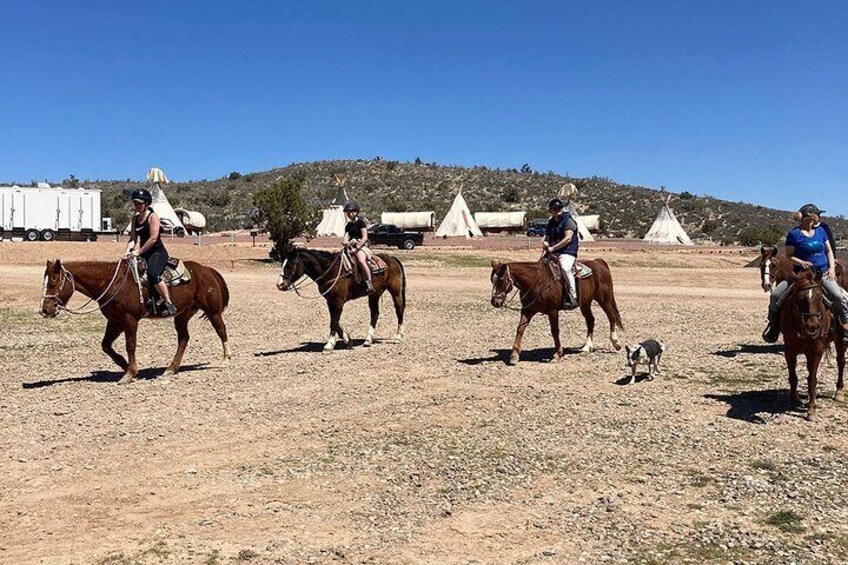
[143,249,169,286]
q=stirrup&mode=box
[762,324,780,343]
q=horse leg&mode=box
[325,303,345,351]
[598,290,623,351]
[165,307,198,376]
[835,340,846,402]
[207,312,231,361]
[548,311,563,361]
[118,317,139,385]
[101,319,128,371]
[806,352,822,421]
[509,311,533,365]
[364,294,380,347]
[579,299,595,353]
[786,349,800,408]
[391,276,405,342]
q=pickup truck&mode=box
[367,224,424,250]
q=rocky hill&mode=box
[74,159,847,244]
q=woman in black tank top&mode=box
[125,189,177,316]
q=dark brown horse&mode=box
[40,258,231,384]
[490,257,624,364]
[276,247,406,350]
[781,270,846,420]
[760,245,848,292]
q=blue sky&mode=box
[1,1,846,214]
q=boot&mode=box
[365,280,375,294]
[156,298,177,317]
[762,309,781,343]
[562,281,578,310]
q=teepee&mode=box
[126,167,187,236]
[315,175,350,237]
[558,183,595,242]
[643,197,693,245]
[435,185,483,238]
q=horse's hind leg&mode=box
[118,317,139,385]
[364,294,380,347]
[391,278,405,342]
[579,299,595,353]
[207,312,232,361]
[835,340,846,402]
[165,307,198,376]
[101,319,128,371]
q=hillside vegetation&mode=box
[72,159,846,244]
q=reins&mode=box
[282,250,345,300]
[494,260,558,312]
[42,258,130,315]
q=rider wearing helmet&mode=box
[125,188,177,316]
[342,201,373,293]
[543,197,579,309]
[763,203,848,343]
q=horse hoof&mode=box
[806,412,815,422]
[323,345,334,352]
[118,373,134,385]
[363,340,372,348]
[579,346,592,354]
[611,341,623,351]
[835,392,845,403]
[163,369,176,377]
[508,356,518,366]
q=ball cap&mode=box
[799,203,825,217]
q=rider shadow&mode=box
[704,389,801,423]
[22,363,210,389]
[711,344,784,358]
[458,347,584,365]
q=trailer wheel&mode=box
[175,227,186,238]
[402,239,416,250]
[25,229,40,242]
[40,229,55,242]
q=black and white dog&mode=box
[625,340,665,385]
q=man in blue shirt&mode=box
[543,198,579,309]
[764,204,848,343]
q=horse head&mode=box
[490,261,513,308]
[40,259,73,318]
[759,245,778,292]
[276,246,304,291]
[790,270,827,340]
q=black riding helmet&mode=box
[343,201,360,213]
[548,198,564,211]
[131,188,153,205]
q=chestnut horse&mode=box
[40,258,231,384]
[276,247,406,350]
[490,257,624,364]
[781,270,846,420]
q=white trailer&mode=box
[0,185,102,241]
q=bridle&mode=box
[490,265,516,303]
[41,259,129,315]
[491,261,557,311]
[793,280,826,339]
[278,250,344,299]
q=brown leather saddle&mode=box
[543,257,593,282]
[137,257,192,287]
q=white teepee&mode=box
[557,183,595,242]
[643,197,693,245]
[435,187,483,238]
[315,183,349,237]
[125,167,187,236]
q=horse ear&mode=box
[52,259,62,273]
[769,247,777,258]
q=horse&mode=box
[760,244,848,292]
[780,269,846,420]
[276,247,407,350]
[490,257,624,365]
[40,258,231,384]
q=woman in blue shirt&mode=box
[763,204,848,343]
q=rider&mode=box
[342,201,374,293]
[763,203,848,343]
[543,197,579,309]
[125,189,177,316]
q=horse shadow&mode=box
[704,389,801,423]
[711,344,784,358]
[22,363,210,389]
[458,347,589,366]
[254,339,382,357]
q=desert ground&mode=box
[2,238,848,565]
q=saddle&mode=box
[340,246,388,278]
[544,257,593,281]
[136,257,192,287]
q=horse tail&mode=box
[200,266,230,320]
[595,258,624,331]
[395,255,407,307]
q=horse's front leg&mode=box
[119,317,139,385]
[806,351,823,421]
[548,311,563,361]
[325,301,349,351]
[509,310,534,365]
[785,349,800,408]
[101,319,128,371]
[364,294,380,347]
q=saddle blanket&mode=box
[341,247,387,276]
[137,257,192,287]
